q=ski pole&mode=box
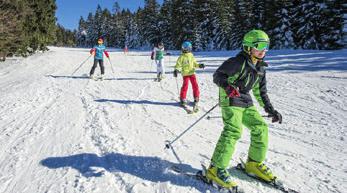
[165,103,219,149]
[71,55,92,76]
[150,60,154,73]
[175,76,180,96]
[206,115,222,120]
[108,58,115,74]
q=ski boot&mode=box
[160,72,165,80]
[156,72,162,82]
[180,99,193,113]
[206,164,238,189]
[90,74,96,80]
[193,98,199,112]
[100,74,104,81]
[244,159,276,182]
[180,99,188,107]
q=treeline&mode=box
[76,0,345,50]
[0,0,56,59]
[1,0,344,60]
[55,24,76,47]
[0,0,75,61]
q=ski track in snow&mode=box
[0,47,346,193]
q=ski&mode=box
[90,75,104,81]
[169,165,243,193]
[153,78,162,82]
[235,160,299,193]
[181,104,194,114]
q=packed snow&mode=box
[0,47,346,193]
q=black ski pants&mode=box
[90,59,104,75]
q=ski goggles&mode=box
[253,41,269,51]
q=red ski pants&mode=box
[180,74,200,100]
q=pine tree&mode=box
[171,0,196,49]
[265,0,294,49]
[319,0,344,49]
[108,2,120,47]
[213,0,238,50]
[291,0,324,49]
[94,5,104,39]
[100,8,112,46]
[251,0,266,29]
[229,0,250,49]
[0,0,27,59]
[85,12,96,47]
[194,1,215,50]
[124,9,140,48]
[77,17,88,47]
[1,0,57,58]
[22,0,57,52]
[158,0,174,49]
[138,0,160,47]
[54,24,76,47]
[109,3,133,48]
[73,0,344,50]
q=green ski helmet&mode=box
[242,30,270,53]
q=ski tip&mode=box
[200,164,208,170]
[239,158,246,165]
[164,140,171,149]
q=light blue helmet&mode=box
[181,41,192,52]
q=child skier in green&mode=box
[173,41,205,112]
[151,42,166,81]
[206,30,282,189]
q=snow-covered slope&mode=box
[0,47,346,193]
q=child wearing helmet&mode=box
[174,41,205,112]
[206,30,282,189]
[89,37,110,80]
[151,42,166,81]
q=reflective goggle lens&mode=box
[253,42,269,51]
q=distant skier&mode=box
[205,30,282,189]
[173,41,205,112]
[123,45,128,55]
[89,37,110,80]
[151,42,166,81]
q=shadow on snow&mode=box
[95,99,179,107]
[115,77,155,81]
[45,74,90,79]
[46,74,122,81]
[40,153,218,192]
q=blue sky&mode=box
[56,0,163,30]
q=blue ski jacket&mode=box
[90,44,109,60]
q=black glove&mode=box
[173,69,178,77]
[265,106,282,124]
[199,63,205,69]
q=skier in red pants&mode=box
[174,41,205,112]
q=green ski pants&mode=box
[211,105,268,169]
